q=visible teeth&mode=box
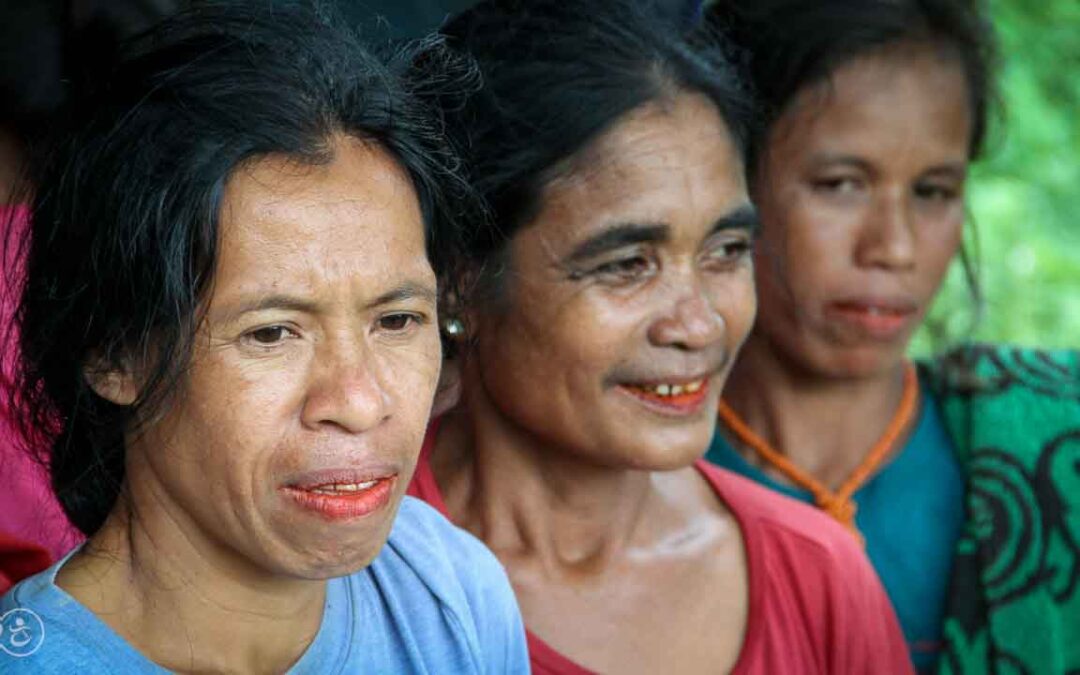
[867,307,881,316]
[312,480,377,494]
[629,380,707,397]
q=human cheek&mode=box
[204,357,306,488]
[723,268,758,347]
[223,347,311,421]
[560,290,644,369]
[921,203,964,250]
[780,192,861,291]
[377,328,442,416]
[506,282,599,364]
[173,347,307,480]
[916,211,964,291]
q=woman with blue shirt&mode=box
[702,1,1080,672]
[0,4,527,672]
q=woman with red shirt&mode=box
[408,1,913,672]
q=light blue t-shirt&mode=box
[706,383,965,672]
[0,497,529,674]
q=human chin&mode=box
[812,335,909,380]
[604,400,718,471]
[260,484,407,579]
[256,457,416,578]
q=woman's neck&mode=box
[55,480,325,673]
[434,379,695,579]
[720,338,912,490]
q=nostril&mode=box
[648,297,726,351]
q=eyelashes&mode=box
[810,175,963,202]
[243,324,300,347]
[238,312,429,353]
[569,238,752,286]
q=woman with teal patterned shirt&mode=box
[701,1,1080,672]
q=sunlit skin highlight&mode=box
[434,93,758,674]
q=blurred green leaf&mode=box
[912,0,1080,354]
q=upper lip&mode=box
[612,365,721,387]
[284,466,399,491]
[619,374,711,386]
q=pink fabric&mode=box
[1,204,82,559]
[409,421,914,675]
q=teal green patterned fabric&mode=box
[922,345,1080,674]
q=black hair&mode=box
[0,1,184,148]
[10,1,476,536]
[703,0,997,163]
[0,2,66,143]
[431,0,755,274]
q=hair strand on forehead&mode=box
[10,1,481,536]
[419,0,757,294]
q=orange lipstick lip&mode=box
[618,378,711,416]
[282,475,396,521]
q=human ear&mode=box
[83,355,141,406]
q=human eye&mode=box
[594,255,651,277]
[587,253,658,286]
[811,175,865,195]
[702,234,753,268]
[241,324,299,348]
[913,181,962,202]
[375,312,427,335]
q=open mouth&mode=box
[282,475,397,521]
[617,378,711,415]
[308,481,381,494]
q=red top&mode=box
[0,531,51,594]
[408,426,914,675]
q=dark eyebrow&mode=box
[922,163,968,179]
[563,205,759,266]
[219,281,436,323]
[811,153,874,173]
[564,223,669,264]
[365,281,437,309]
[812,154,968,182]
[710,204,759,235]
[222,294,321,322]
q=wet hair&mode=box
[430,0,755,275]
[703,0,997,164]
[11,1,476,536]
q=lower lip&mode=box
[825,304,915,340]
[617,380,711,417]
[282,476,396,521]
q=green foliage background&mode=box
[911,0,1080,354]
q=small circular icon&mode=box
[0,608,45,657]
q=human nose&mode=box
[647,279,726,351]
[856,190,916,271]
[301,336,390,434]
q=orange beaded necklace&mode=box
[717,362,919,542]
